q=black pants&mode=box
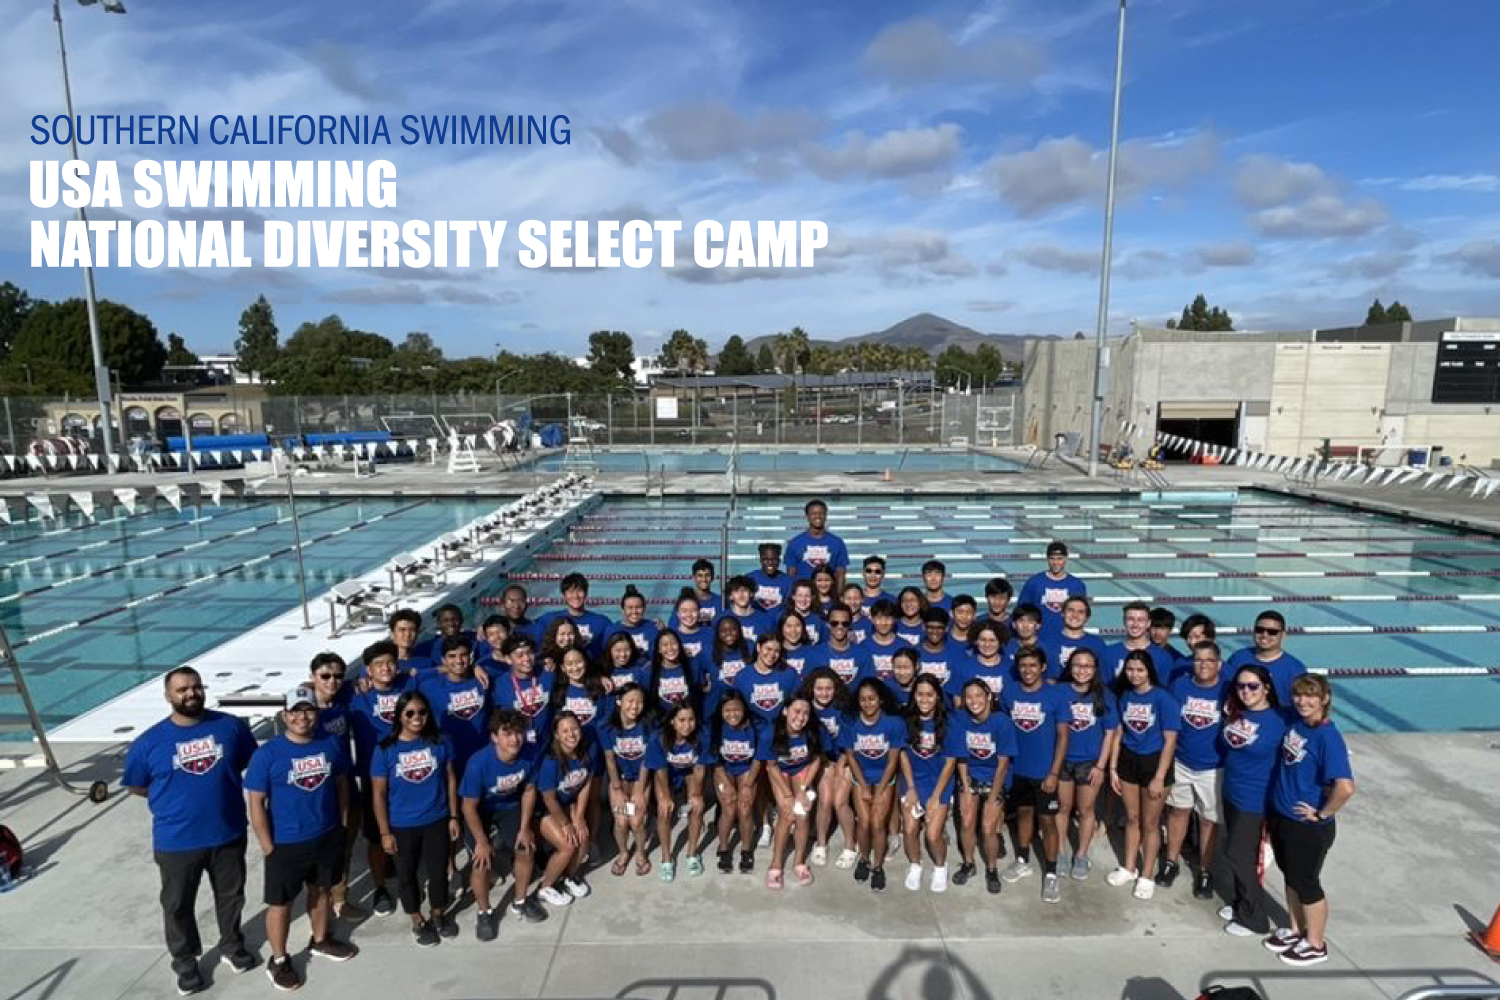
[393,819,450,915]
[1223,802,1269,932]
[1269,812,1336,905]
[154,838,248,975]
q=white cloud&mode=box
[803,123,963,180]
[643,99,822,162]
[1234,155,1335,207]
[1017,244,1097,275]
[1444,240,1500,279]
[861,18,1046,87]
[1327,250,1413,279]
[986,132,1218,217]
[1250,193,1388,239]
[1194,241,1256,267]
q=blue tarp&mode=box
[538,423,565,448]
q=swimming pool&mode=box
[494,492,1500,734]
[535,448,1023,474]
[0,496,500,735]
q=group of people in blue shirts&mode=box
[123,498,1357,994]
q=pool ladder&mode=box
[0,622,110,803]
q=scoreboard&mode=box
[1432,331,1500,403]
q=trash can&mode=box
[1408,448,1428,466]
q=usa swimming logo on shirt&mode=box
[853,733,890,759]
[828,657,857,683]
[1069,702,1097,732]
[1181,696,1221,730]
[395,747,437,783]
[750,682,784,712]
[965,731,996,759]
[489,770,525,797]
[1041,587,1069,613]
[288,752,331,791]
[803,544,831,566]
[819,715,841,740]
[565,695,598,723]
[613,733,647,762]
[561,763,589,794]
[1281,728,1309,765]
[1011,700,1045,733]
[719,659,746,684]
[513,685,546,718]
[1223,717,1260,749]
[373,693,399,725]
[1122,702,1156,734]
[446,687,485,721]
[666,746,698,769]
[780,743,809,767]
[172,736,224,775]
[657,674,688,703]
[720,737,754,763]
[912,731,939,759]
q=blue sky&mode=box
[2,0,1497,358]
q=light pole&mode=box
[53,0,124,465]
[284,466,313,630]
[935,366,972,394]
[492,368,521,417]
[1087,0,1127,478]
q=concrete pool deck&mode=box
[1,731,1497,1000]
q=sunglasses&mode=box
[402,709,429,718]
[1254,626,1283,636]
[315,672,345,681]
[1236,681,1263,691]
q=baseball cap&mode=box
[285,685,318,711]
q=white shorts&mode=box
[1166,762,1222,823]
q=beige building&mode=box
[1023,317,1500,467]
[40,384,268,442]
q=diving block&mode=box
[0,496,25,525]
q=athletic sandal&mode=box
[794,864,814,887]
[766,868,784,890]
[834,849,859,869]
[610,855,629,877]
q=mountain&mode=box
[740,313,1053,363]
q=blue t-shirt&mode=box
[748,569,795,610]
[812,704,849,760]
[916,640,967,689]
[1044,632,1110,683]
[773,731,819,775]
[665,591,721,628]
[605,658,649,693]
[945,710,1018,785]
[1270,717,1353,823]
[313,699,353,759]
[122,711,257,853]
[459,749,532,815]
[490,668,556,749]
[1062,686,1119,764]
[370,736,452,828]
[785,529,849,578]
[244,734,349,845]
[1117,686,1182,757]
[415,629,477,662]
[924,593,953,613]
[604,620,660,659]
[650,663,699,714]
[347,679,414,778]
[599,720,652,782]
[895,621,925,648]
[1000,684,1071,779]
[538,608,614,659]
[711,644,754,687]
[1171,675,1231,770]
[1225,648,1309,706]
[955,654,1008,703]
[1221,707,1288,813]
[822,643,867,688]
[721,606,775,643]
[712,722,770,777]
[1018,571,1087,636]
[782,641,825,679]
[904,716,953,797]
[733,666,798,725]
[1103,642,1177,684]
[534,749,595,806]
[845,713,907,784]
[645,732,711,790]
[855,635,904,683]
[882,677,915,707]
[860,589,893,610]
[418,673,491,769]
[674,626,710,663]
[555,682,606,737]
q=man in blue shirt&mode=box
[246,686,358,990]
[1226,610,1308,705]
[538,572,613,660]
[785,498,849,589]
[859,555,893,609]
[748,542,794,611]
[1018,541,1087,638]
[122,667,259,997]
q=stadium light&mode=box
[54,0,126,464]
[1087,0,1127,478]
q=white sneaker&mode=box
[810,844,828,867]
[930,865,948,893]
[1133,877,1156,900]
[1224,921,1256,937]
[759,823,773,848]
[904,863,923,891]
[1001,858,1033,883]
[1106,866,1137,887]
[1218,904,1235,921]
[834,848,859,869]
[538,886,571,907]
[562,876,591,899]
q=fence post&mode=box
[607,394,614,446]
[649,394,655,445]
[2,396,14,454]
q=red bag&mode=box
[0,825,21,879]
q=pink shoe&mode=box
[793,864,814,887]
[766,868,784,890]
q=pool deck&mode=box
[2,730,1497,1000]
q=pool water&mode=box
[0,496,498,735]
[499,492,1500,734]
[535,448,1023,474]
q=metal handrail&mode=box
[1395,988,1500,999]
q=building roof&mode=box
[652,370,936,390]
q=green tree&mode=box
[1385,300,1412,323]
[1364,299,1388,325]
[234,295,280,378]
[2,297,166,393]
[660,329,710,372]
[1174,294,1234,331]
[265,315,391,395]
[755,343,776,373]
[587,330,635,383]
[165,333,199,367]
[716,335,755,376]
[0,281,34,362]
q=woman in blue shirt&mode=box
[766,695,824,890]
[1218,663,1287,938]
[648,629,699,718]
[798,668,859,871]
[948,678,1015,895]
[1265,674,1356,967]
[369,691,459,946]
[898,675,957,893]
[776,611,822,678]
[601,684,653,878]
[786,582,827,645]
[647,703,710,882]
[604,633,648,693]
[895,587,928,648]
[1106,649,1180,902]
[710,690,767,875]
[844,678,905,893]
[549,648,608,743]
[533,711,596,908]
[1057,648,1118,882]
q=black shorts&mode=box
[358,777,382,843]
[1116,747,1174,787]
[1007,776,1060,815]
[1268,812,1337,905]
[1058,759,1098,784]
[264,826,345,906]
[462,809,524,855]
